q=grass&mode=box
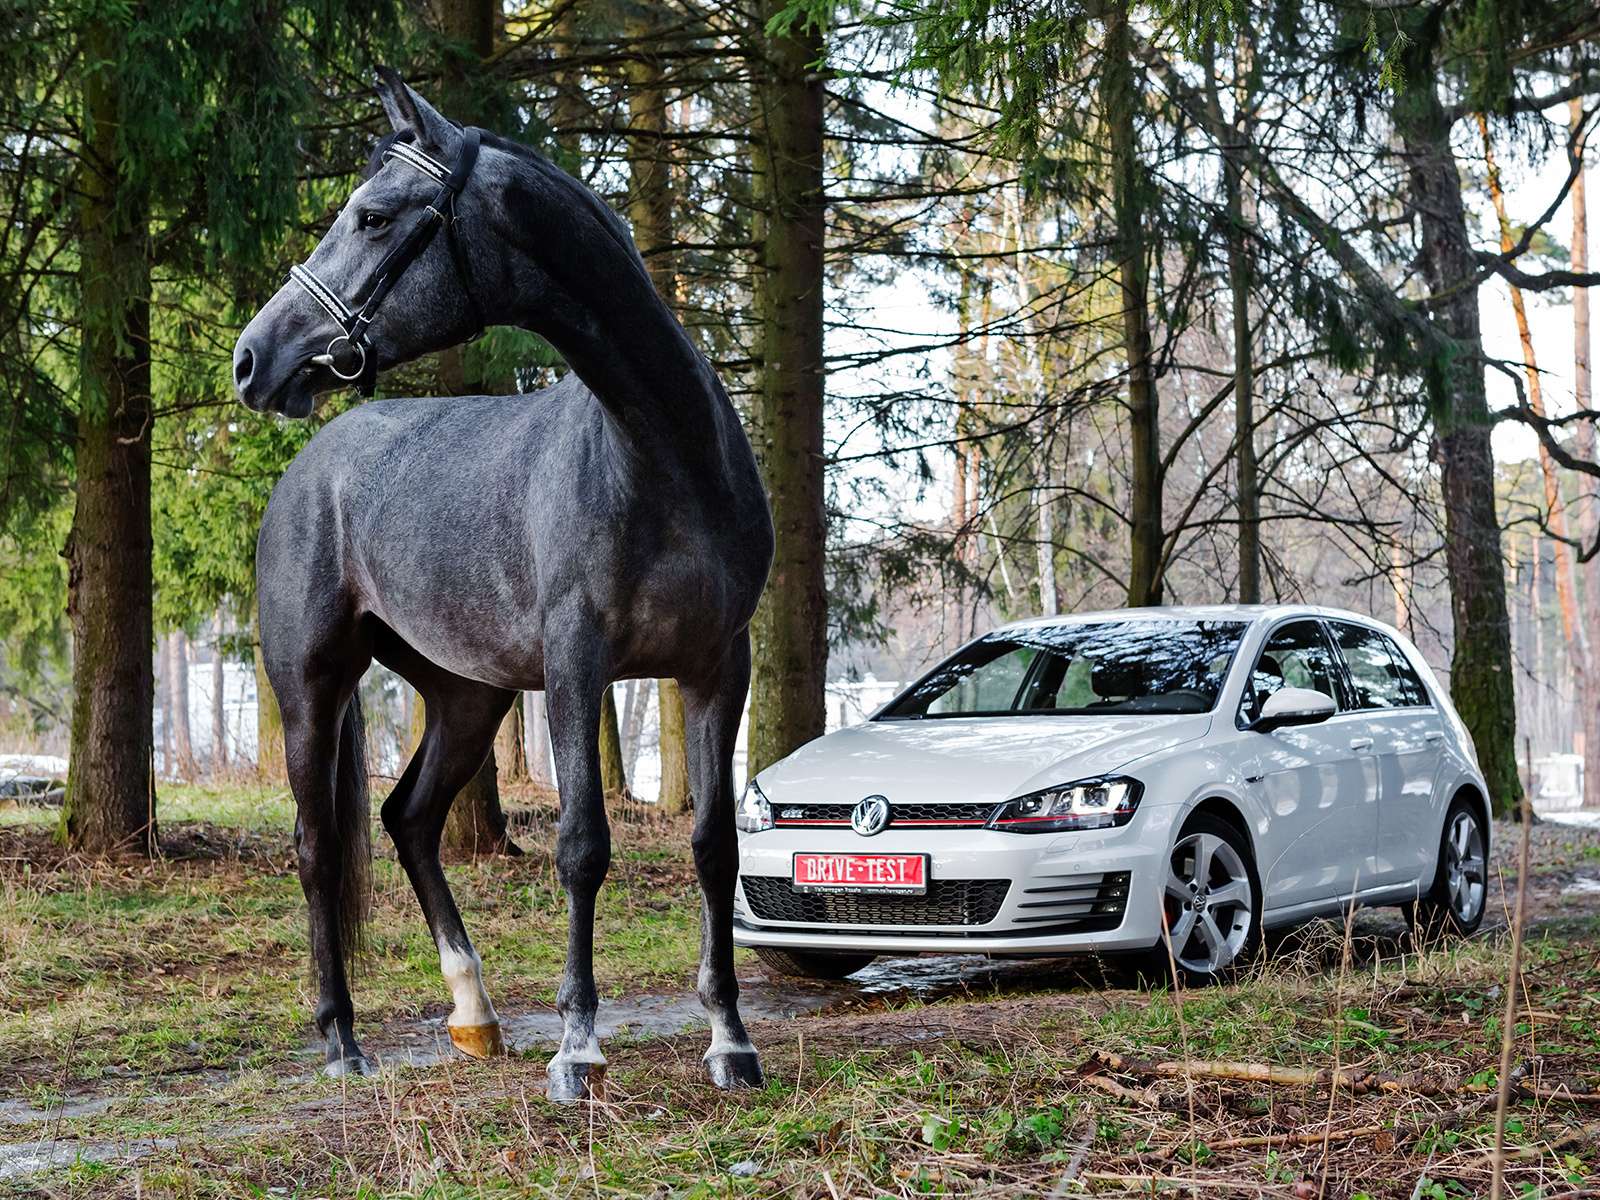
[1,785,1599,1198]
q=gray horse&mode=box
[231,70,772,1100]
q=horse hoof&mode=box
[705,1049,764,1090]
[449,1021,506,1060]
[547,1059,607,1104]
[323,1054,374,1079]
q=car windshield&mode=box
[880,619,1249,718]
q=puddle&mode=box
[0,1097,116,1125]
[847,954,1081,996]
[375,983,838,1068]
[0,1136,180,1181]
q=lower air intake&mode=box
[740,876,1009,927]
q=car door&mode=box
[1239,619,1377,909]
[1327,621,1444,888]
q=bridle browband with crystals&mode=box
[289,126,484,396]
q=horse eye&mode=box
[361,213,391,230]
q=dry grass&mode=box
[1,787,1599,1198]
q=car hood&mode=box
[754,713,1213,807]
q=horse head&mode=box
[232,70,487,416]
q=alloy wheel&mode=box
[1162,831,1255,976]
[1442,809,1486,926]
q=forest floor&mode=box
[2,785,1600,1198]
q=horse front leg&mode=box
[378,671,516,1061]
[543,655,612,1102]
[682,632,764,1090]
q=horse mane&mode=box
[475,129,650,277]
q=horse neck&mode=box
[490,166,735,462]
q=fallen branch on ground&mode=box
[1081,1050,1598,1103]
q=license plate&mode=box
[792,853,928,896]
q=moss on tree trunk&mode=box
[747,0,828,776]
[1394,54,1520,816]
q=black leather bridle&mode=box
[290,127,485,397]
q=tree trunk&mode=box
[1394,75,1519,815]
[61,15,155,853]
[598,685,628,802]
[1482,116,1590,789]
[748,0,828,776]
[1205,36,1259,603]
[427,0,520,852]
[1105,2,1162,607]
[621,14,693,807]
[657,678,691,813]
[211,613,227,773]
[526,691,551,786]
[408,695,520,855]
[254,599,286,782]
[171,632,194,781]
[620,679,644,776]
[1572,97,1597,807]
[1035,476,1058,615]
[495,697,527,783]
[159,636,172,776]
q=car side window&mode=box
[1383,639,1431,706]
[1237,620,1341,726]
[1330,622,1426,709]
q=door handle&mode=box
[1424,730,1444,742]
[1349,737,1374,752]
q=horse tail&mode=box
[336,694,373,970]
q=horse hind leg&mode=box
[377,660,514,1061]
[682,634,764,1090]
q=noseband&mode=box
[289,127,484,396]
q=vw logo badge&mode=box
[851,795,890,836]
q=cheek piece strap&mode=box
[289,126,484,398]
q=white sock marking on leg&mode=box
[438,941,499,1028]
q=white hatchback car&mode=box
[734,606,1491,983]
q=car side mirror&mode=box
[1252,687,1337,732]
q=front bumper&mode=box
[733,825,1168,955]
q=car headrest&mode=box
[1091,655,1149,698]
[1254,653,1284,681]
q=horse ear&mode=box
[374,67,459,154]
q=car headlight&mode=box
[987,776,1143,833]
[736,779,774,832]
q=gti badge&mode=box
[851,794,890,836]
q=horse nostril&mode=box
[234,346,254,388]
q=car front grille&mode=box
[771,801,997,828]
[740,876,1009,927]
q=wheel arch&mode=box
[1180,796,1255,858]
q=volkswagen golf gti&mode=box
[733,605,1491,983]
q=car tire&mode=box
[1151,813,1263,987]
[1405,796,1487,942]
[753,947,877,979]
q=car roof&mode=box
[992,604,1407,640]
